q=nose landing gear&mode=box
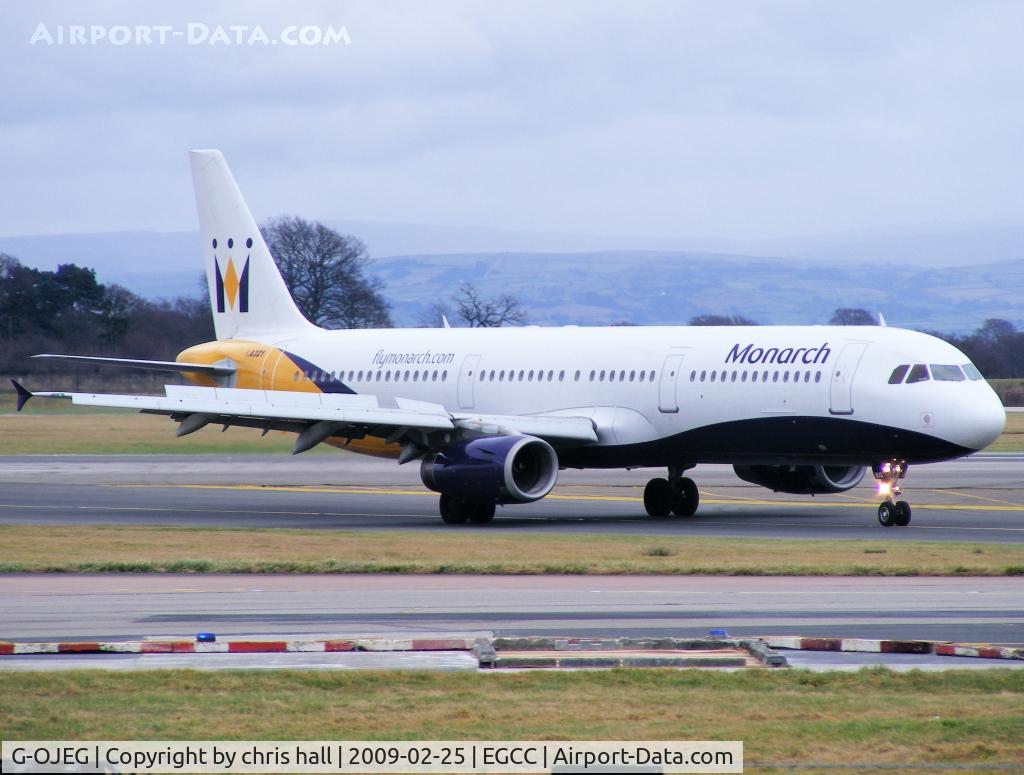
[874,460,911,527]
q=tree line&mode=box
[0,217,526,377]
[2,218,1023,378]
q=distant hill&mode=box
[373,251,1024,332]
[1,230,1022,333]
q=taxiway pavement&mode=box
[0,453,1022,541]
[2,574,1021,646]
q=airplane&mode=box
[12,150,1007,528]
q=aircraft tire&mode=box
[440,494,469,524]
[894,500,911,527]
[671,477,700,517]
[644,478,673,517]
[468,502,496,524]
[877,501,896,527]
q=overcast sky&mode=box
[1,0,1021,241]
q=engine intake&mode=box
[733,464,865,494]
[420,435,559,504]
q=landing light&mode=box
[877,482,892,498]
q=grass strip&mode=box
[1,525,1022,576]
[1,669,1021,769]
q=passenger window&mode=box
[589,370,595,381]
[783,371,789,383]
[574,370,580,381]
[772,371,779,383]
[700,370,706,382]
[413,371,419,382]
[639,370,646,381]
[650,371,656,382]
[609,371,615,382]
[619,370,626,381]
[710,371,717,382]
[548,370,554,381]
[804,371,811,382]
[528,370,534,381]
[931,364,966,382]
[814,371,821,383]
[731,371,737,383]
[741,371,747,382]
[599,370,606,381]
[442,370,448,381]
[962,363,984,381]
[906,364,930,384]
[518,370,525,381]
[888,365,910,384]
[751,371,757,383]
[559,370,565,381]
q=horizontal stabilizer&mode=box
[31,354,236,376]
[10,379,32,412]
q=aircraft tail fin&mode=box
[189,150,313,340]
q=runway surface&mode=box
[2,574,1022,646]
[2,454,1023,661]
[0,453,1023,541]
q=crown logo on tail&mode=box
[213,244,250,313]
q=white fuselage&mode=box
[249,323,1005,468]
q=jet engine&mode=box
[733,464,865,494]
[420,435,559,504]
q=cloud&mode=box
[0,0,1021,241]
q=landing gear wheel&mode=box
[894,500,912,527]
[439,494,468,525]
[468,502,496,524]
[644,478,672,517]
[671,477,700,517]
[877,501,896,527]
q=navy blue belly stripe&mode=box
[284,351,356,394]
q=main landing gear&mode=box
[439,494,496,525]
[643,465,699,518]
[874,460,911,527]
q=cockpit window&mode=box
[906,364,930,384]
[962,363,984,381]
[888,365,910,384]
[930,364,966,382]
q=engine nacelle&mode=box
[420,435,559,504]
[733,464,865,494]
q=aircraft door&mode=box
[658,353,686,413]
[458,354,482,409]
[829,342,869,415]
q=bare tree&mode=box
[453,283,527,327]
[689,314,758,326]
[829,308,877,325]
[418,301,453,328]
[261,216,392,329]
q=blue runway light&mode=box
[708,629,729,639]
[196,632,216,642]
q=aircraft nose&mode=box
[956,388,1006,451]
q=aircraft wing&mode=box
[11,382,597,457]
